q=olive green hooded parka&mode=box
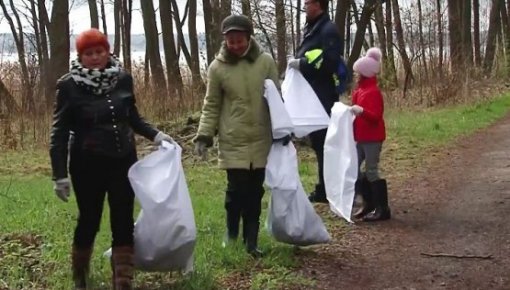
[195,38,279,169]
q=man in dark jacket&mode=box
[288,0,343,203]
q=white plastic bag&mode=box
[264,83,330,245]
[128,141,196,272]
[265,143,330,246]
[264,142,298,191]
[281,68,330,137]
[324,102,358,223]
[264,79,294,139]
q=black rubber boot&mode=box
[222,209,241,247]
[308,184,328,203]
[244,222,263,258]
[353,177,375,219]
[223,185,242,248]
[363,179,391,222]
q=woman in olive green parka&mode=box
[193,14,279,258]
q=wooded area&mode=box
[0,0,503,146]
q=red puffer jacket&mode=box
[352,76,386,142]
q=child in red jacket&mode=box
[350,47,391,221]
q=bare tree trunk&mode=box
[48,0,70,107]
[473,0,481,67]
[346,6,351,56]
[160,0,184,98]
[499,0,510,75]
[385,0,397,85]
[436,0,444,71]
[113,0,121,55]
[0,77,19,114]
[391,0,413,82]
[202,0,216,64]
[38,0,52,107]
[484,0,501,72]
[100,0,108,35]
[210,0,225,54]
[219,0,232,24]
[30,0,44,99]
[368,18,375,47]
[275,0,287,75]
[188,0,206,92]
[462,0,473,66]
[348,0,377,68]
[141,0,167,94]
[241,0,251,16]
[254,1,275,60]
[289,0,296,55]
[171,0,193,71]
[296,0,302,48]
[144,49,150,88]
[374,2,386,60]
[88,0,99,29]
[120,0,132,71]
[334,0,350,53]
[374,1,395,86]
[417,0,428,77]
[0,0,33,112]
[30,1,47,108]
[448,0,463,69]
[350,1,370,52]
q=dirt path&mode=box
[298,115,510,290]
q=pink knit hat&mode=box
[353,47,382,78]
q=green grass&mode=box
[1,93,510,289]
[387,95,510,148]
[0,162,319,290]
[380,94,510,176]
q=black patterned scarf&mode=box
[70,54,122,95]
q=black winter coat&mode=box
[49,71,158,180]
[296,13,343,115]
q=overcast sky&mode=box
[0,0,205,35]
[0,0,492,36]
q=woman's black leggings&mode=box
[69,150,137,248]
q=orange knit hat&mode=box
[75,28,110,55]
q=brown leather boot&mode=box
[72,245,93,290]
[111,246,134,290]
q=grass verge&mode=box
[1,93,510,289]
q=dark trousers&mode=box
[225,168,265,240]
[310,128,327,195]
[69,150,137,249]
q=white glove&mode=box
[350,105,364,116]
[194,141,208,161]
[54,178,71,202]
[288,58,300,70]
[153,131,173,145]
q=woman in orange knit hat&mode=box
[49,28,173,290]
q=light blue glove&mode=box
[54,178,71,202]
[153,131,174,145]
[288,58,300,70]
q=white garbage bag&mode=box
[264,142,298,191]
[281,68,330,137]
[264,79,293,139]
[264,82,330,245]
[265,143,331,246]
[324,102,358,223]
[128,141,196,272]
